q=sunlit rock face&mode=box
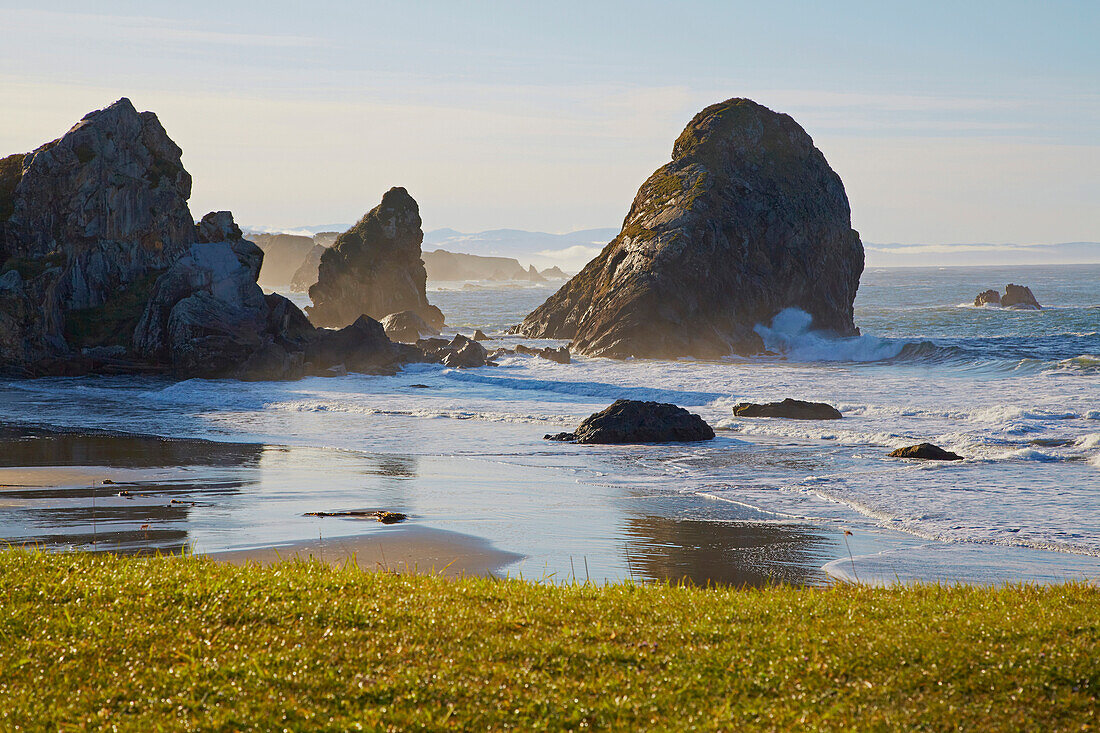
[517,98,864,359]
[0,98,197,369]
[307,188,445,330]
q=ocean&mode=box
[1,264,1097,585]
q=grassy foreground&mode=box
[0,551,1097,731]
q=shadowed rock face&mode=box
[518,98,864,359]
[307,188,444,330]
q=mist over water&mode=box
[0,264,1097,583]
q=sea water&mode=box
[0,264,1096,584]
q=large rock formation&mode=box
[0,99,425,380]
[517,98,864,358]
[307,188,444,330]
[0,98,196,370]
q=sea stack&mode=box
[307,188,445,330]
[516,98,864,358]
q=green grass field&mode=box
[0,550,1097,731]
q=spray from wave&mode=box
[754,309,915,363]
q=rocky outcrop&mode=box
[250,233,316,288]
[517,98,863,359]
[132,212,315,379]
[290,243,325,292]
[974,285,1041,309]
[888,443,963,461]
[546,399,714,444]
[380,310,439,343]
[0,99,426,380]
[540,266,567,279]
[732,398,842,420]
[307,188,444,330]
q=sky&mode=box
[1,1,1098,254]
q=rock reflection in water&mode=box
[623,515,832,587]
[0,424,263,554]
[0,424,263,468]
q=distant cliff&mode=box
[518,98,864,359]
[250,233,316,287]
[422,249,562,282]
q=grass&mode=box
[0,550,1097,731]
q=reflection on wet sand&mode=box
[623,514,835,587]
[0,424,263,468]
[0,423,263,553]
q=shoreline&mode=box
[207,525,524,578]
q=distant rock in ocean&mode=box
[974,284,1041,310]
[546,399,714,444]
[307,188,445,330]
[517,97,864,359]
[0,98,425,380]
[422,249,545,282]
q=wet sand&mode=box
[210,526,524,578]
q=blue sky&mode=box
[1,1,1097,248]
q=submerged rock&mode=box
[307,188,445,330]
[517,98,863,359]
[515,343,570,364]
[888,443,963,461]
[546,399,714,444]
[733,398,842,420]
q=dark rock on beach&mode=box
[546,399,715,444]
[733,398,842,420]
[517,98,863,359]
[473,329,490,341]
[888,443,964,461]
[307,188,445,330]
